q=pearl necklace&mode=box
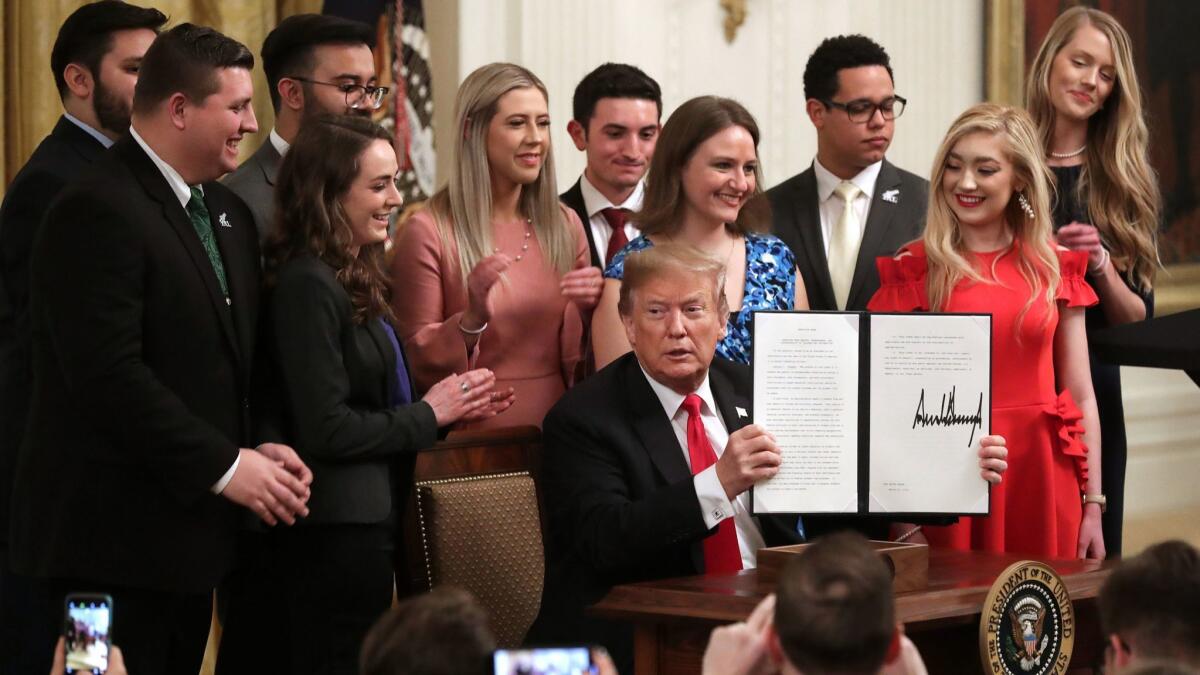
[1049,145,1087,159]
[493,218,533,262]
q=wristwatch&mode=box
[1082,493,1107,513]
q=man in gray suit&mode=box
[766,35,928,312]
[223,13,378,240]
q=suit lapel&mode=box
[365,318,398,403]
[848,160,903,310]
[256,140,281,187]
[709,361,752,434]
[619,355,692,487]
[206,187,258,365]
[117,139,244,364]
[561,180,600,268]
[789,167,837,310]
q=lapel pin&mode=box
[736,406,749,418]
[218,213,231,227]
[882,189,900,204]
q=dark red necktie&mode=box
[600,207,630,266]
[682,394,743,574]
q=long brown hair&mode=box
[1026,6,1160,290]
[636,96,767,237]
[264,114,395,323]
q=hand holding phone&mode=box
[62,593,112,675]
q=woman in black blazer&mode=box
[258,115,512,674]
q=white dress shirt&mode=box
[813,158,883,256]
[580,173,643,261]
[268,127,291,157]
[129,125,240,494]
[640,365,767,569]
[63,113,115,149]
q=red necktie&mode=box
[600,208,629,266]
[682,394,743,574]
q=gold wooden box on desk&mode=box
[757,540,929,592]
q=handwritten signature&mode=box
[911,386,984,446]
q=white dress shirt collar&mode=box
[268,128,291,157]
[814,157,883,204]
[63,113,115,149]
[640,365,718,423]
[580,172,645,219]
[129,125,194,209]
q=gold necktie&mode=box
[829,181,862,310]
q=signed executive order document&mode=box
[751,311,991,517]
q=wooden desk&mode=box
[593,550,1113,675]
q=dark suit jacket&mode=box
[10,135,260,593]
[0,117,107,546]
[766,159,928,311]
[222,138,281,242]
[527,353,802,668]
[560,179,603,269]
[266,254,438,524]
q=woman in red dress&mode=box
[869,103,1105,559]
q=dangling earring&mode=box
[1017,192,1035,219]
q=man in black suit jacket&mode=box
[766,35,929,313]
[0,4,165,672]
[560,63,661,269]
[10,24,311,674]
[528,244,799,671]
[223,13,377,240]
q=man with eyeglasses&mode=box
[223,13,381,241]
[766,34,928,315]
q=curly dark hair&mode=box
[803,34,893,102]
[264,114,396,324]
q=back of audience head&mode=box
[359,587,496,675]
[803,34,899,179]
[1099,540,1200,670]
[567,63,662,199]
[132,23,258,183]
[261,13,377,119]
[637,95,766,237]
[51,0,166,137]
[773,532,896,675]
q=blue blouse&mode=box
[604,232,797,364]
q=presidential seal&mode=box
[980,561,1075,675]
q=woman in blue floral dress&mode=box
[592,96,806,366]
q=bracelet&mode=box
[895,525,923,542]
[457,319,488,335]
[1088,247,1110,275]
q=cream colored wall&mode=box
[428,0,984,191]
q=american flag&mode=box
[389,0,436,204]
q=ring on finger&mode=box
[460,381,470,393]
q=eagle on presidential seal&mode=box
[1008,596,1050,671]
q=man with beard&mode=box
[0,3,165,672]
[223,13,378,241]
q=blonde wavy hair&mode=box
[924,104,1059,332]
[428,62,574,285]
[1026,5,1160,290]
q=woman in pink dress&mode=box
[390,63,602,429]
[869,104,1105,559]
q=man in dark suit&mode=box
[10,24,311,674]
[223,13,377,240]
[560,63,661,269]
[0,3,165,672]
[766,35,929,312]
[528,244,797,671]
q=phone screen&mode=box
[493,647,595,675]
[64,595,111,675]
